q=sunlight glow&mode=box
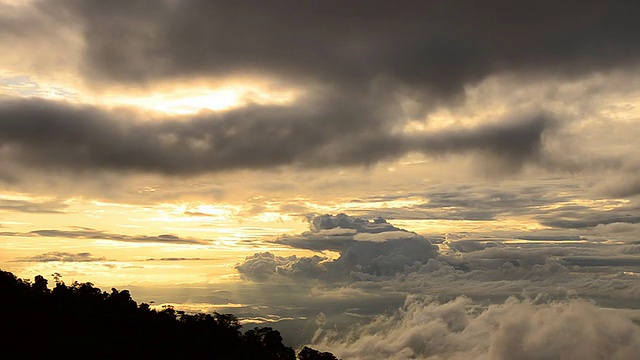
[100,85,299,116]
[112,88,243,115]
[0,72,301,116]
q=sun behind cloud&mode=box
[99,83,300,116]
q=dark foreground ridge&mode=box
[0,269,338,360]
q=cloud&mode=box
[144,257,213,261]
[0,227,208,245]
[16,251,106,262]
[236,214,439,280]
[538,207,640,229]
[42,1,640,95]
[234,252,328,282]
[354,182,577,224]
[313,296,640,360]
[0,198,67,213]
[0,1,80,74]
[2,1,640,190]
[562,256,640,267]
[234,212,640,308]
[141,209,640,348]
[0,98,553,176]
[394,242,640,309]
[515,235,583,241]
[596,176,640,198]
[446,241,503,253]
[620,244,640,255]
[310,214,400,234]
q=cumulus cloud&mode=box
[391,242,640,309]
[236,214,439,280]
[446,241,503,253]
[234,252,328,282]
[312,296,640,360]
[234,213,640,307]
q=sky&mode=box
[2,0,640,358]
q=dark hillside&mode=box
[0,269,337,360]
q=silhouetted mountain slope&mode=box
[0,269,337,360]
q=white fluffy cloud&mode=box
[313,296,640,360]
[234,252,328,282]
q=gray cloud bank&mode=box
[46,1,640,94]
[0,98,550,175]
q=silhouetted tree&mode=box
[32,275,49,294]
[297,346,340,360]
[0,269,338,359]
[244,327,296,359]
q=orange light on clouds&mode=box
[101,87,246,115]
[91,79,301,116]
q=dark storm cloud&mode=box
[0,98,550,174]
[0,227,208,245]
[2,0,639,177]
[51,1,640,95]
[6,0,621,176]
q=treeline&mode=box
[0,269,337,359]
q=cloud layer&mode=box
[230,213,640,350]
[0,227,207,245]
[314,296,640,360]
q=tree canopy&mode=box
[0,269,338,359]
